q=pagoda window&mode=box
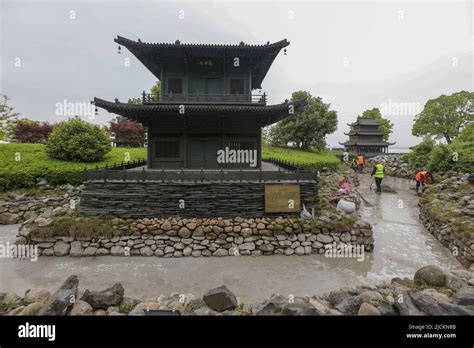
[230,79,245,95]
[155,140,181,159]
[167,78,183,95]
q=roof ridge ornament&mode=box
[175,39,181,45]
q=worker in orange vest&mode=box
[415,170,434,194]
[356,154,365,172]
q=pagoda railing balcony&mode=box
[141,92,267,105]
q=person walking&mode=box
[371,161,385,193]
[415,170,434,195]
[351,157,359,172]
[356,154,365,173]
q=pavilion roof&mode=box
[344,130,384,136]
[347,117,380,127]
[114,36,290,89]
[94,97,306,127]
[339,140,396,146]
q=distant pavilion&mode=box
[339,117,395,155]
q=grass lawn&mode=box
[0,143,147,190]
[262,146,340,171]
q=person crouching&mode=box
[415,170,434,195]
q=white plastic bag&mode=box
[336,199,356,213]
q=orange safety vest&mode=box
[416,171,428,182]
[357,156,365,165]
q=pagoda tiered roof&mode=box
[347,117,380,127]
[94,97,306,127]
[339,140,396,146]
[114,36,290,89]
[344,130,384,136]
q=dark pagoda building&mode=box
[94,36,306,169]
[339,117,395,155]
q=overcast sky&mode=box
[1,0,472,148]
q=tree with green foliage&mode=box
[402,122,473,173]
[0,95,20,141]
[128,81,161,104]
[401,138,435,170]
[412,91,474,144]
[268,91,338,150]
[45,117,111,162]
[357,108,393,141]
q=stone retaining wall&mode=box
[0,193,79,225]
[21,216,374,257]
[80,180,318,218]
[419,175,474,269]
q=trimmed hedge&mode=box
[262,146,340,171]
[0,144,147,191]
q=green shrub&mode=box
[45,118,111,162]
[401,138,434,170]
[402,124,473,173]
[427,145,453,172]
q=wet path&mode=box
[356,174,462,282]
[0,174,463,303]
